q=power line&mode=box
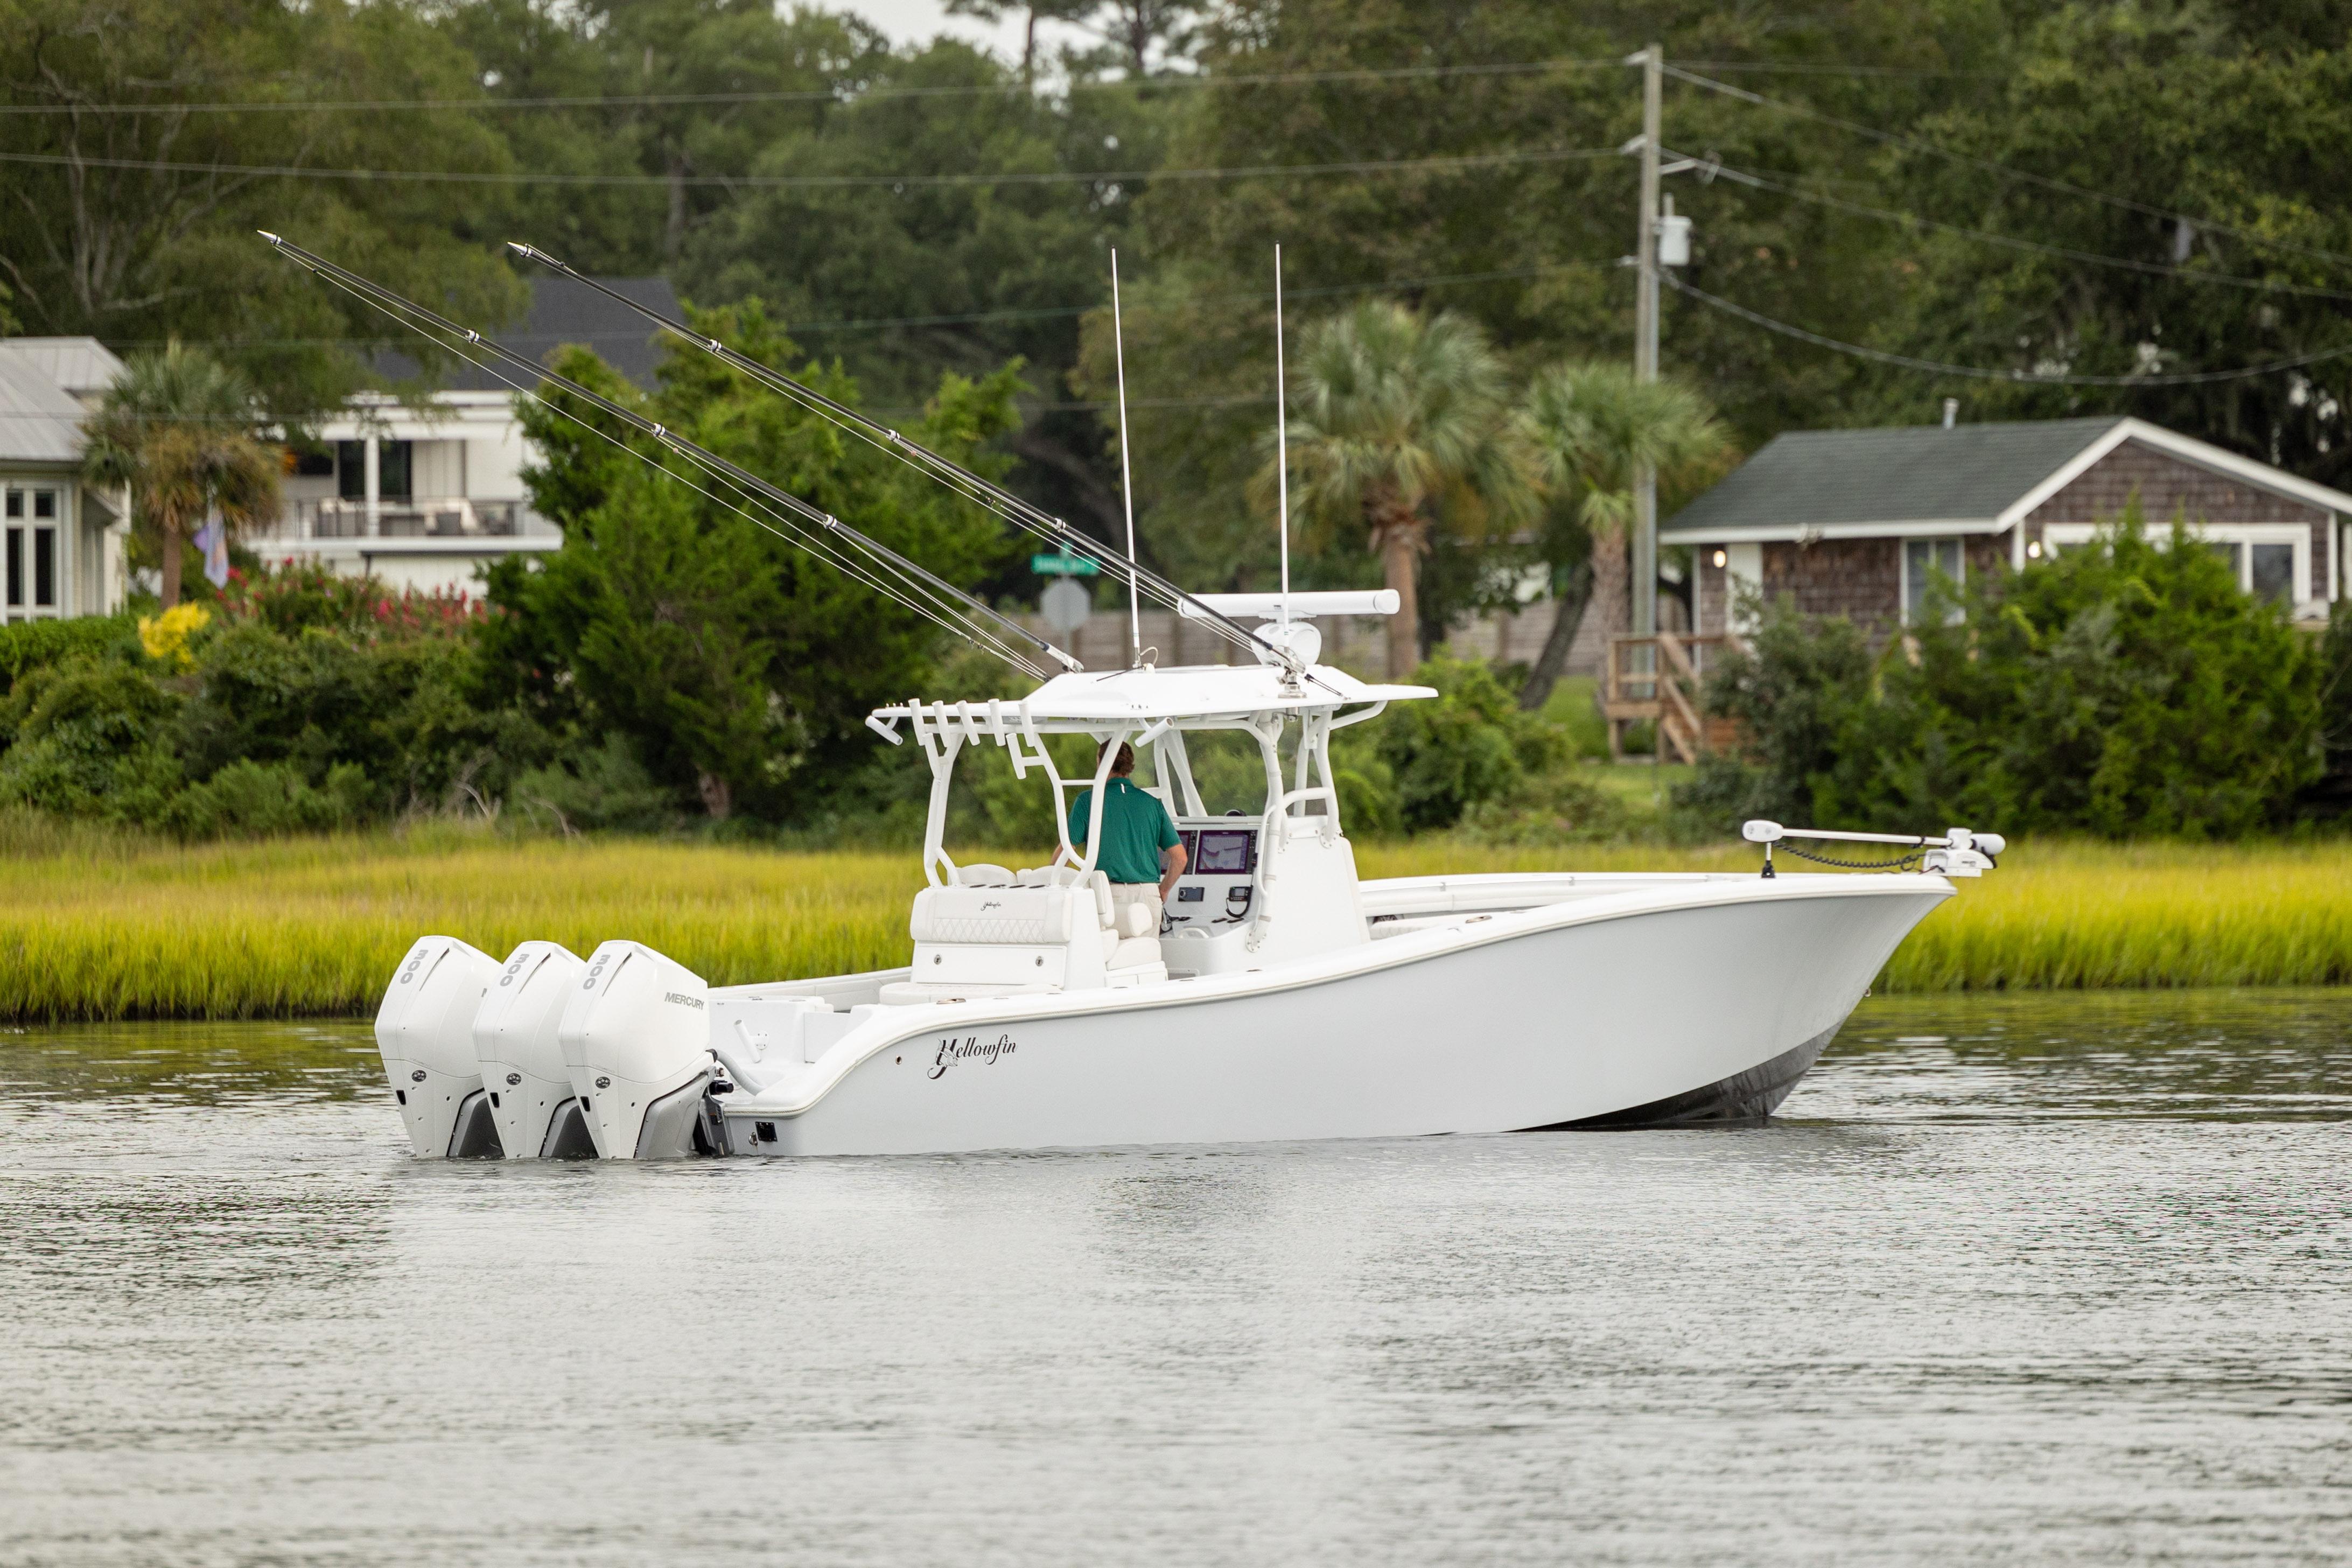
[1665,272,2352,386]
[102,256,1611,352]
[1664,64,2352,274]
[0,143,1619,190]
[0,56,1625,116]
[1677,59,2007,80]
[1688,152,2352,305]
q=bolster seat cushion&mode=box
[909,884,1082,946]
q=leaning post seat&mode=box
[877,866,1165,1005]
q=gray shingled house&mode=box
[1665,416,2352,636]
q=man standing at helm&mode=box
[1069,741,1187,934]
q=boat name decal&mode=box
[665,992,705,1010]
[929,1033,1017,1079]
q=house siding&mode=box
[1762,538,1902,632]
[2023,437,2332,594]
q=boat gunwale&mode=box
[727,871,1954,1120]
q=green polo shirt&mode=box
[1069,776,1181,885]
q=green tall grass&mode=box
[4,812,2349,1018]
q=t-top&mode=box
[1069,776,1181,885]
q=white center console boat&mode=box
[372,594,2001,1160]
[258,232,2000,1164]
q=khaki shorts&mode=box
[1109,883,1164,935]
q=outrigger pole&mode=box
[503,241,1292,674]
[260,233,1073,681]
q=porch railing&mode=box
[254,497,552,542]
[1603,632,1748,765]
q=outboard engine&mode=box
[375,935,503,1158]
[472,942,597,1160]
[556,941,718,1160]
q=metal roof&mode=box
[0,338,124,404]
[1664,417,2127,538]
[0,348,97,465]
[376,276,681,391]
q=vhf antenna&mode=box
[1111,249,1141,668]
[1274,243,1291,627]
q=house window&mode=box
[2046,522,2311,608]
[33,526,54,607]
[333,440,414,501]
[4,523,18,608]
[31,489,54,519]
[379,440,412,501]
[1902,537,1964,624]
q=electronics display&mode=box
[1177,886,1205,902]
[1193,829,1256,876]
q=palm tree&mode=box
[1267,300,1536,679]
[1514,362,1731,710]
[83,342,282,609]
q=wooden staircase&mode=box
[1602,632,1747,764]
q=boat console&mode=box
[1165,818,1261,935]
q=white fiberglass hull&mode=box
[719,873,1949,1157]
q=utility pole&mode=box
[1630,41,1662,641]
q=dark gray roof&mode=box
[376,276,679,391]
[1664,416,2126,536]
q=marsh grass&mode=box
[4,810,2349,1018]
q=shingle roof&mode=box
[1663,417,2126,537]
[376,276,680,391]
[0,348,96,465]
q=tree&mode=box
[1513,361,1730,709]
[945,0,1094,84]
[1270,300,1535,678]
[0,0,524,416]
[82,342,282,610]
[493,303,1024,821]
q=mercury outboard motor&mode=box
[473,941,597,1160]
[375,935,503,1158]
[556,940,718,1160]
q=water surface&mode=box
[3,992,2348,1565]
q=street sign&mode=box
[1040,577,1093,634]
[1031,551,1101,577]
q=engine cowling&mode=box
[375,935,502,1158]
[472,942,594,1159]
[556,940,716,1160]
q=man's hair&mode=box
[1099,740,1136,776]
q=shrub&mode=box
[1363,655,1569,832]
[0,657,182,822]
[166,760,373,838]
[1455,770,1633,845]
[1684,506,2322,838]
[0,614,137,698]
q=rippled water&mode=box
[3,991,2349,1566]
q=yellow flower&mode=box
[137,602,212,670]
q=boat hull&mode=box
[724,876,1945,1157]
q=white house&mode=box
[0,337,129,623]
[248,275,679,596]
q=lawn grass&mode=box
[5,812,2351,1018]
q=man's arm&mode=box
[1156,806,1185,901]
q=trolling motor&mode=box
[1741,821,2006,879]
